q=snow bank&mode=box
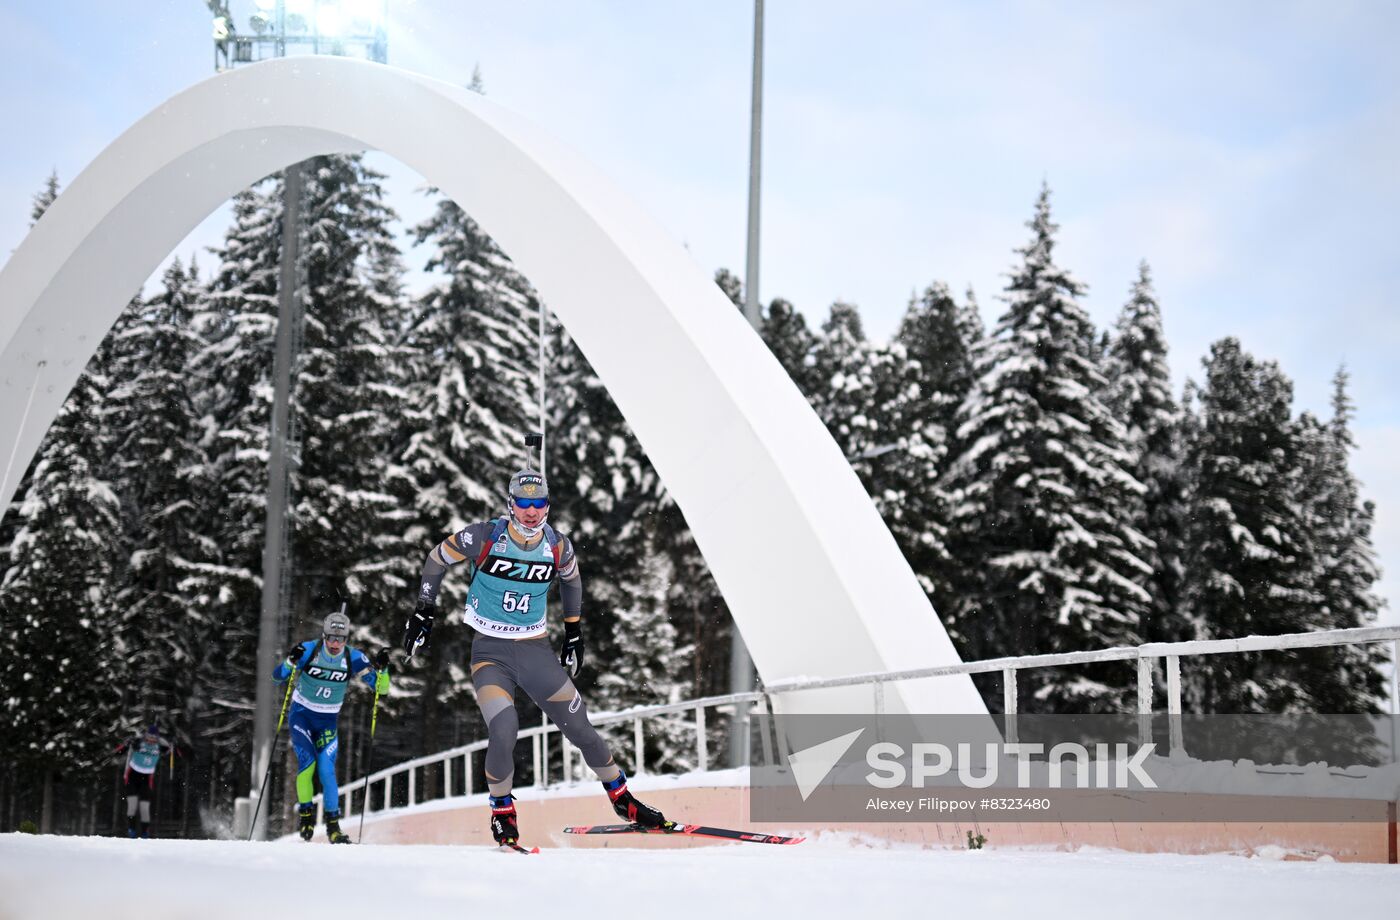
[2,831,1396,920]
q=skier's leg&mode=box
[316,724,350,843]
[514,637,668,828]
[470,636,522,797]
[138,776,153,837]
[471,635,523,845]
[515,637,617,779]
[316,727,340,814]
[288,707,319,840]
[123,771,139,837]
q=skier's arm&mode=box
[556,535,585,678]
[405,522,490,657]
[273,642,313,682]
[557,535,582,621]
[350,648,377,689]
[418,522,494,605]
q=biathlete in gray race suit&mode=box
[402,467,668,847]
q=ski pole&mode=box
[247,668,296,842]
[358,655,387,843]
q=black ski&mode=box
[563,822,804,845]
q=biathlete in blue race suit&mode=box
[273,609,390,844]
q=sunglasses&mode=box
[513,497,549,510]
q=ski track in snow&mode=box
[3,833,1399,920]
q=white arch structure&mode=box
[0,58,984,715]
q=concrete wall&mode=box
[354,783,1396,863]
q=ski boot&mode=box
[139,822,151,839]
[490,794,519,847]
[297,803,316,842]
[324,811,352,844]
[126,817,138,839]
[603,771,670,829]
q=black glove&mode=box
[374,647,391,670]
[560,619,584,679]
[403,600,435,658]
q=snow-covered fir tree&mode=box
[893,282,981,616]
[0,321,125,829]
[945,186,1152,711]
[281,155,415,784]
[105,259,219,762]
[1288,369,1386,711]
[1184,338,1321,712]
[191,181,283,792]
[808,302,871,454]
[760,297,821,397]
[1103,262,1190,647]
[897,282,982,447]
[287,154,411,633]
[714,267,743,307]
[807,301,952,598]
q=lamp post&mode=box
[206,0,388,840]
[730,0,764,769]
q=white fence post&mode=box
[1002,667,1018,743]
[407,767,416,806]
[562,737,572,784]
[541,715,550,788]
[634,718,645,775]
[1392,640,1399,763]
[1167,654,1184,757]
[444,756,453,798]
[696,706,708,772]
[757,696,775,768]
[1136,655,1153,745]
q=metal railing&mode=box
[321,624,1400,826]
[325,690,769,826]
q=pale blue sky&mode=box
[3,1,1399,622]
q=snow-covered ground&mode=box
[2,832,1397,920]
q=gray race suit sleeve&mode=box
[419,521,497,606]
[556,532,582,619]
